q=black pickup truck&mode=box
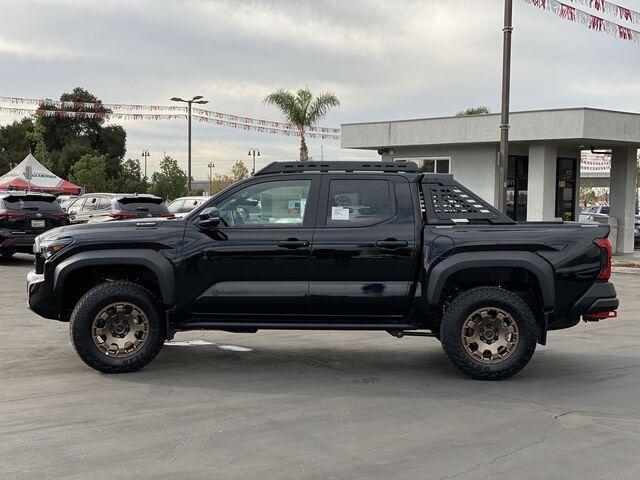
[27,162,618,379]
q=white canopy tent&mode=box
[0,153,81,194]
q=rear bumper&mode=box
[1,230,37,252]
[569,282,618,318]
[27,269,61,320]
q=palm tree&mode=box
[264,88,340,161]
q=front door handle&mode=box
[278,239,309,249]
[375,239,408,249]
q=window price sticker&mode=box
[331,206,349,220]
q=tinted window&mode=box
[326,179,393,226]
[2,196,60,212]
[600,206,610,215]
[118,197,168,214]
[218,180,311,227]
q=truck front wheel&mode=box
[440,287,537,380]
[69,281,166,373]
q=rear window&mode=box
[2,195,61,212]
[118,197,168,213]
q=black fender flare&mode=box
[425,251,555,310]
[53,249,175,306]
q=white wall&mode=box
[389,144,499,206]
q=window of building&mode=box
[326,179,394,227]
[395,157,451,174]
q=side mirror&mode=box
[198,206,221,228]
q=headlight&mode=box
[38,237,74,259]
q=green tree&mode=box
[36,87,126,178]
[0,118,34,174]
[264,88,340,161]
[149,155,188,200]
[108,159,149,193]
[69,153,109,193]
[456,106,490,116]
[231,160,250,180]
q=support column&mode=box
[527,143,558,221]
[609,146,637,254]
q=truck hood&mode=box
[36,217,185,245]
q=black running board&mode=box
[177,322,422,332]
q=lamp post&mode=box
[141,149,150,179]
[498,0,513,213]
[207,161,215,195]
[248,148,260,175]
[170,95,209,194]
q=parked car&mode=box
[28,161,618,380]
[1,191,69,257]
[635,215,640,248]
[578,204,609,223]
[167,196,210,218]
[66,193,173,224]
[56,195,78,211]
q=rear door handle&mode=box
[278,239,309,249]
[375,239,408,249]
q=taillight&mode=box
[108,212,139,219]
[594,238,612,281]
[52,212,69,217]
[0,211,26,218]
[159,213,175,218]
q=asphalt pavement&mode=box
[1,253,639,480]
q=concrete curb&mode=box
[613,266,640,275]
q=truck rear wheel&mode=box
[69,281,165,373]
[440,287,537,380]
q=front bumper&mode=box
[569,282,618,319]
[27,269,61,320]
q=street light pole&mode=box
[248,148,260,175]
[170,95,209,195]
[498,0,513,213]
[141,149,150,178]
[207,162,214,195]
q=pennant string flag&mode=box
[524,0,640,44]
[0,96,341,139]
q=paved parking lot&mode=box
[2,253,640,479]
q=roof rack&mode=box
[255,161,418,175]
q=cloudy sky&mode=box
[1,0,639,178]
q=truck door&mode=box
[309,175,419,319]
[181,175,320,317]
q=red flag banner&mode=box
[569,0,640,25]
[0,96,341,137]
[524,0,640,44]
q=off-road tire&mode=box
[70,281,166,373]
[440,287,537,380]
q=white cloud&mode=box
[1,0,640,178]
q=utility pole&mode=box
[207,162,214,195]
[170,95,209,194]
[248,148,260,175]
[498,0,513,213]
[141,149,150,178]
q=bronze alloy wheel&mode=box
[461,307,520,364]
[91,302,150,357]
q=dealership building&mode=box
[341,107,640,254]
